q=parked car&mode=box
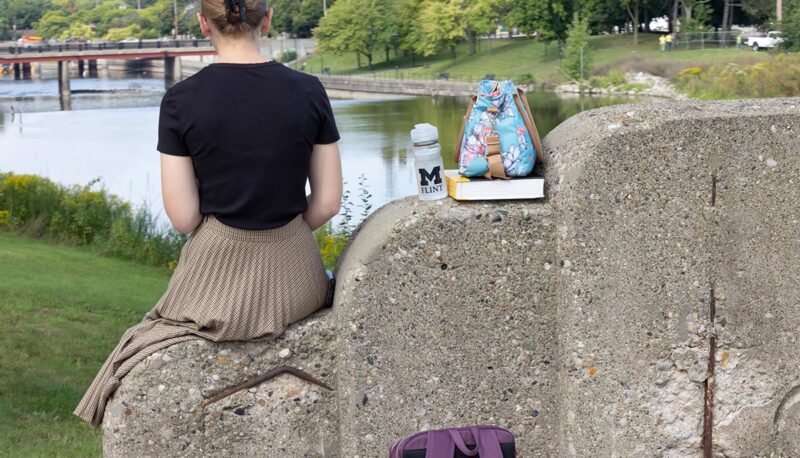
[119,38,140,43]
[65,37,88,44]
[16,35,44,44]
[746,31,784,51]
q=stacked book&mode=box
[444,170,545,201]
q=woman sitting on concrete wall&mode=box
[74,0,343,428]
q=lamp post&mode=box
[173,0,179,39]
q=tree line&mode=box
[1,0,798,51]
[315,0,799,67]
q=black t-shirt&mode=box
[157,61,340,230]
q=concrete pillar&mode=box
[13,63,21,80]
[88,60,98,78]
[58,61,71,111]
[102,60,110,78]
[164,56,182,87]
[32,63,41,79]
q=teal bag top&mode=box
[454,80,543,179]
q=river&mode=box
[0,72,640,229]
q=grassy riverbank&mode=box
[301,33,768,85]
[0,232,169,457]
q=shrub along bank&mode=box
[674,54,800,99]
[0,172,348,271]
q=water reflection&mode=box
[0,87,640,227]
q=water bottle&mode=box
[410,123,447,201]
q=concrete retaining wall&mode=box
[316,75,534,98]
[104,97,800,457]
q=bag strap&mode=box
[477,427,505,458]
[454,95,478,164]
[424,430,456,458]
[484,134,508,180]
[514,88,544,164]
[448,429,481,456]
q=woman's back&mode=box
[158,61,339,229]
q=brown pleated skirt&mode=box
[73,214,329,428]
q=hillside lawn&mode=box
[300,33,769,84]
[0,232,170,457]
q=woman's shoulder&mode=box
[266,64,325,92]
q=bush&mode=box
[590,69,626,88]
[674,55,800,99]
[279,50,298,63]
[516,73,535,85]
[0,173,184,268]
[0,172,355,271]
[314,223,349,271]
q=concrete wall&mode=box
[104,97,800,457]
[317,75,534,98]
[545,98,800,456]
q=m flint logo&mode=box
[419,166,442,186]
[418,166,444,194]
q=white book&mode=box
[445,170,545,201]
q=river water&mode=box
[0,73,640,228]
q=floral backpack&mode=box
[454,80,543,179]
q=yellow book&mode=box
[445,170,545,201]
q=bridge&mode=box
[1,39,217,109]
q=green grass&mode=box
[0,232,170,457]
[301,33,770,85]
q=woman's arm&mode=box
[160,153,202,234]
[304,142,343,231]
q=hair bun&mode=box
[224,0,248,24]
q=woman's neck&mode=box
[214,35,269,64]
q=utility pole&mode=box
[323,0,327,16]
[777,0,783,22]
[173,0,179,39]
[137,0,141,10]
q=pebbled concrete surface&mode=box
[103,97,800,457]
[103,311,338,457]
[334,197,559,457]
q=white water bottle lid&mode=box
[410,123,439,145]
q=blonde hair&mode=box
[201,0,269,36]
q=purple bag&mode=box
[389,425,515,458]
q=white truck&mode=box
[746,31,784,51]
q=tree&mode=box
[105,23,143,40]
[295,0,333,37]
[623,0,642,44]
[271,0,301,34]
[562,13,591,80]
[412,0,499,58]
[315,0,398,70]
[782,3,800,49]
[3,0,51,30]
[680,1,714,30]
[504,0,576,44]
[35,9,71,39]
[60,21,95,40]
[0,16,9,40]
[415,0,464,57]
[462,0,501,55]
[396,0,426,59]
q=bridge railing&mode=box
[2,39,213,55]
